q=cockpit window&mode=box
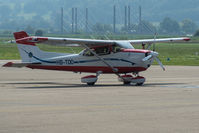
[82,46,111,56]
[112,45,122,53]
[95,46,110,55]
[83,49,94,56]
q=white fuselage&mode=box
[27,49,153,74]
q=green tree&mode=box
[181,19,197,35]
[160,17,180,34]
[35,29,44,36]
[194,30,199,36]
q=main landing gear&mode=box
[81,71,102,85]
[81,72,145,86]
[81,75,98,85]
[118,73,145,86]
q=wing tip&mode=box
[183,38,191,41]
[2,62,13,67]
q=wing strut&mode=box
[82,44,126,81]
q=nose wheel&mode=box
[87,82,96,86]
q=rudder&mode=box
[14,31,29,40]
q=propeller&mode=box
[142,54,152,62]
[142,51,165,71]
[154,56,165,71]
[142,32,165,71]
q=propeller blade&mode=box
[154,57,165,71]
[142,55,153,62]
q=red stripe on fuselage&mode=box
[27,65,147,73]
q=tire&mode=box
[123,81,131,85]
[87,82,95,86]
[136,82,144,86]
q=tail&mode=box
[14,31,66,63]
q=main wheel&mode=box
[136,82,144,86]
[87,82,95,86]
[123,81,131,85]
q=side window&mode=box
[82,46,111,56]
[95,46,110,55]
[112,45,122,53]
[83,49,94,56]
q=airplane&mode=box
[3,31,190,86]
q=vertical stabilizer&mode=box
[14,31,29,40]
[13,31,67,63]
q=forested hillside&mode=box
[0,0,198,33]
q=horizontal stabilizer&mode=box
[2,62,41,68]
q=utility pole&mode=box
[139,6,142,33]
[72,8,74,33]
[61,7,63,34]
[139,6,142,25]
[75,8,78,33]
[124,6,127,31]
[85,8,88,33]
[113,5,116,33]
[128,5,131,31]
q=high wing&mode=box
[30,37,135,49]
[15,31,190,49]
[128,37,190,45]
[32,36,190,47]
